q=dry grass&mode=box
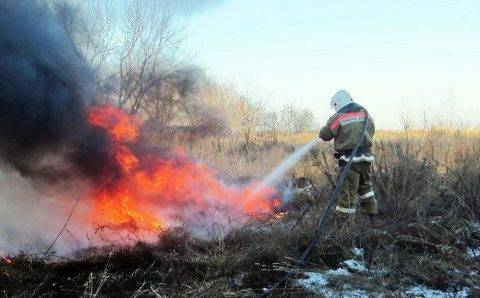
[2,129,480,296]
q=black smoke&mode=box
[0,0,118,184]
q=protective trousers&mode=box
[335,161,378,215]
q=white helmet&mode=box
[330,90,353,112]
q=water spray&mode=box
[256,139,319,191]
[248,138,320,205]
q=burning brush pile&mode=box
[87,104,281,240]
[0,0,283,255]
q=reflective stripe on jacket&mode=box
[319,103,375,160]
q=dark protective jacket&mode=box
[319,103,375,159]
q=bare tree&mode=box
[231,95,268,146]
[50,0,116,75]
[50,0,187,113]
[399,99,413,131]
[280,104,315,133]
[264,110,280,142]
[115,0,186,114]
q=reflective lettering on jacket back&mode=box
[330,111,367,131]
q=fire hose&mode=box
[257,111,370,298]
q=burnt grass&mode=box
[1,140,480,297]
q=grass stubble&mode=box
[1,129,480,297]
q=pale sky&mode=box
[178,0,480,129]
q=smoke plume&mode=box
[0,0,281,256]
[0,0,121,184]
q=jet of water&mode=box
[252,138,320,199]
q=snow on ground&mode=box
[340,247,367,272]
[326,267,350,276]
[471,222,480,232]
[296,271,328,292]
[297,273,472,297]
[351,247,364,257]
[341,259,367,272]
[295,247,474,297]
[295,247,372,296]
[467,247,480,258]
[467,222,480,259]
[295,271,372,298]
[404,285,469,297]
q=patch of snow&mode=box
[471,222,480,232]
[296,272,381,297]
[296,272,328,293]
[326,268,351,276]
[456,288,470,297]
[405,286,449,297]
[341,259,367,272]
[342,285,375,298]
[404,286,469,298]
[467,247,480,258]
[352,247,364,257]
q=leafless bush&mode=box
[280,104,316,134]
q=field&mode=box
[2,128,479,297]
[2,0,479,297]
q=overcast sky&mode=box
[178,0,480,129]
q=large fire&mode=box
[86,104,280,237]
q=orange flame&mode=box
[87,104,280,236]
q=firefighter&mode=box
[319,90,378,216]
